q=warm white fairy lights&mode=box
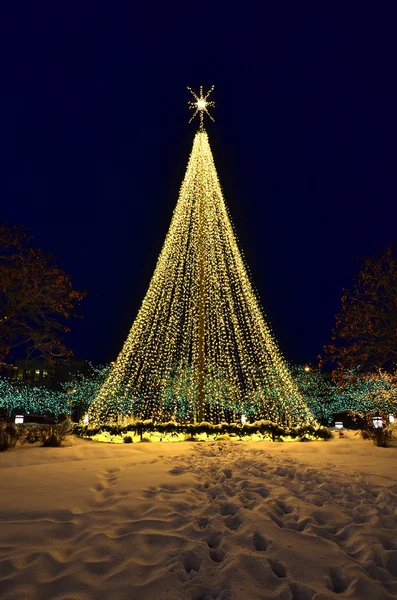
[88,90,315,426]
[187,85,215,128]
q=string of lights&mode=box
[89,88,315,426]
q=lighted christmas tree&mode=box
[89,87,315,426]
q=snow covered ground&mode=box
[1,433,397,600]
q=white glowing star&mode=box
[188,85,215,127]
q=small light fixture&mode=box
[304,366,310,372]
[15,415,24,424]
[373,417,383,429]
[83,414,89,424]
[241,414,246,425]
[334,421,343,429]
[389,415,395,424]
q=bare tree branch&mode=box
[0,223,86,366]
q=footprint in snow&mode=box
[205,531,222,548]
[209,548,226,563]
[289,581,317,600]
[220,502,238,516]
[253,531,269,551]
[224,514,243,531]
[196,517,210,530]
[267,558,287,578]
[183,550,201,574]
[326,567,353,594]
[168,466,187,475]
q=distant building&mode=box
[12,358,90,390]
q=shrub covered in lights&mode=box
[290,365,397,427]
[0,377,67,420]
[290,365,339,424]
[62,363,113,415]
[335,369,397,425]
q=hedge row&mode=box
[73,420,331,442]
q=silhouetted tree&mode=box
[0,224,85,366]
[322,247,397,373]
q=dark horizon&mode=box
[1,4,397,368]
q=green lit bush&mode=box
[0,377,68,420]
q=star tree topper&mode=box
[188,85,215,128]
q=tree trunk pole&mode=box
[198,133,205,423]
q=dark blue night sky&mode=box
[1,4,397,366]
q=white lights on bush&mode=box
[83,414,89,424]
[373,417,383,428]
[334,421,343,429]
[14,415,24,424]
[241,414,246,425]
[389,415,395,423]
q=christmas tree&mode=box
[89,87,314,426]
